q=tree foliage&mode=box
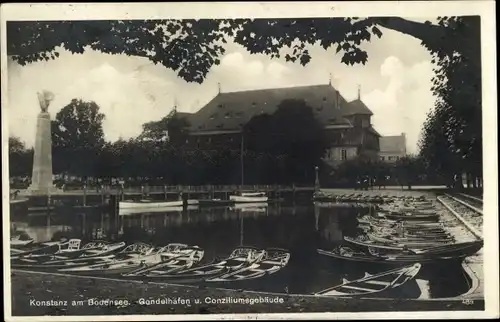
[418,16,482,188]
[244,99,329,184]
[8,17,482,186]
[51,99,106,177]
[8,136,33,177]
[7,18,391,83]
[138,109,190,146]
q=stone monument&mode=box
[27,90,59,195]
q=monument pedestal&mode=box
[27,111,61,196]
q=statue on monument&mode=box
[37,90,55,113]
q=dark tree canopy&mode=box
[8,16,483,188]
[8,136,33,178]
[51,99,106,177]
[243,99,329,184]
[139,109,190,146]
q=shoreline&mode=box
[10,270,483,316]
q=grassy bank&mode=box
[10,270,483,316]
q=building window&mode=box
[380,156,385,161]
[388,156,393,161]
[341,149,347,160]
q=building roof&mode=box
[380,134,406,153]
[342,99,374,116]
[181,84,375,133]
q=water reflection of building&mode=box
[314,204,351,243]
[120,205,278,229]
[17,225,73,243]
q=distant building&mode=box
[379,133,407,162]
[175,83,381,165]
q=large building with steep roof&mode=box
[379,134,407,162]
[176,83,381,165]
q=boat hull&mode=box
[316,263,421,297]
[317,249,468,265]
[229,196,268,203]
[119,200,199,209]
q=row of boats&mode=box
[10,238,290,283]
[317,198,483,265]
[314,197,482,297]
[313,192,429,204]
[11,236,425,298]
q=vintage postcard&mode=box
[1,1,498,321]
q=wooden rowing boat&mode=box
[11,241,127,268]
[58,242,159,274]
[376,212,440,222]
[229,192,268,203]
[317,246,469,265]
[367,233,454,246]
[206,248,290,282]
[119,199,199,210]
[315,263,421,296]
[123,245,205,276]
[141,246,266,282]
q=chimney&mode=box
[357,85,361,100]
[217,82,221,94]
[329,73,332,86]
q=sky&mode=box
[7,20,436,154]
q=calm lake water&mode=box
[10,202,472,299]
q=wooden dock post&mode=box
[164,185,167,200]
[83,185,87,207]
[292,183,296,200]
[120,183,125,201]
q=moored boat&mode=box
[206,248,290,282]
[118,205,198,216]
[142,246,266,282]
[318,246,471,265]
[10,234,34,247]
[11,241,127,268]
[11,239,81,261]
[58,242,158,274]
[229,192,268,203]
[119,199,199,210]
[315,263,421,296]
[411,240,484,257]
[123,244,204,276]
[375,212,440,222]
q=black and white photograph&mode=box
[2,2,498,320]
